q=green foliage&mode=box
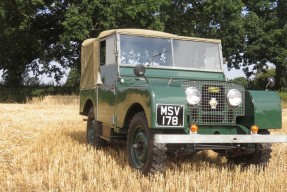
[278,90,287,109]
[278,92,287,102]
[0,0,37,86]
[61,6,92,42]
[250,69,276,90]
[0,85,78,103]
[1,0,287,95]
[23,76,40,86]
[240,1,287,89]
[163,0,245,68]
[229,77,249,88]
[65,69,80,91]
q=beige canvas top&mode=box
[98,29,221,43]
[80,38,99,89]
[80,29,221,89]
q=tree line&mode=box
[0,0,286,90]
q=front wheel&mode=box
[127,112,167,174]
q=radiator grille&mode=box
[202,85,225,112]
[182,81,245,125]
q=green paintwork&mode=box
[80,43,282,143]
[120,66,225,82]
[238,90,282,129]
[97,85,116,128]
[116,66,225,131]
[150,86,187,128]
[80,66,282,136]
[128,123,149,168]
[79,89,98,115]
[116,86,152,128]
[116,84,187,129]
[80,68,282,139]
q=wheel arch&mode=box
[123,103,145,129]
[83,99,94,116]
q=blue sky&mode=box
[223,64,245,80]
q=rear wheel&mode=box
[227,130,272,166]
[127,112,167,174]
[87,107,107,148]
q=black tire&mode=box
[127,112,167,174]
[87,107,107,148]
[227,130,272,166]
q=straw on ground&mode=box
[0,96,286,191]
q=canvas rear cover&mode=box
[80,38,99,89]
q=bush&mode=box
[0,85,79,103]
[278,92,287,102]
[228,77,249,88]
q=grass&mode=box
[0,96,286,191]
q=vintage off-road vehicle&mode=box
[80,29,287,174]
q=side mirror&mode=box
[134,64,146,77]
[266,77,275,90]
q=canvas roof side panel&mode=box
[80,39,99,89]
[97,29,221,43]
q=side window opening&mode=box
[100,41,106,66]
[99,35,117,85]
[100,36,116,66]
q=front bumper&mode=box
[154,134,287,144]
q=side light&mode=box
[190,124,198,134]
[251,125,259,134]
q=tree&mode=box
[0,0,170,86]
[163,1,286,90]
[250,68,276,90]
[0,0,92,86]
[163,0,245,69]
[1,0,286,91]
[0,0,39,86]
[239,1,287,89]
[229,77,249,88]
[58,0,171,92]
[65,69,80,89]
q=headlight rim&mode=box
[185,86,201,107]
[226,88,242,108]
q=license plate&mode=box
[156,105,184,127]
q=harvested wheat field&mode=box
[0,96,286,192]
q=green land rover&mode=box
[79,29,287,174]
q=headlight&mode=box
[185,86,201,106]
[227,89,242,107]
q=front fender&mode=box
[116,85,187,129]
[150,86,187,128]
[116,86,152,128]
[239,90,282,129]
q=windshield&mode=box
[119,35,222,71]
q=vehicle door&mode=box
[97,35,118,129]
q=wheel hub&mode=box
[131,129,149,167]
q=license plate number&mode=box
[156,105,184,127]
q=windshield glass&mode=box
[119,35,222,71]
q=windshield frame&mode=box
[117,34,224,72]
